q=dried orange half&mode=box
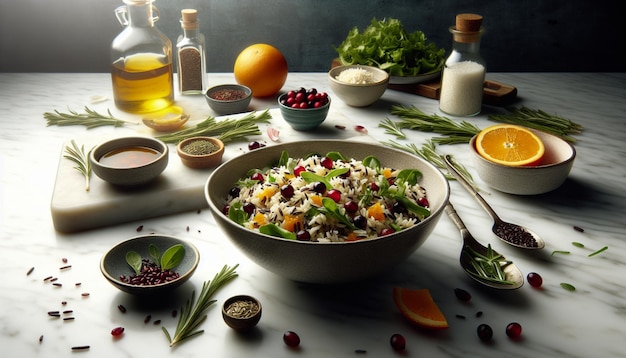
[393,287,448,329]
[475,124,545,166]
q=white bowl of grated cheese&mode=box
[328,65,389,107]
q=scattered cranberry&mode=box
[527,272,543,288]
[248,141,265,150]
[344,201,358,214]
[505,322,523,339]
[370,183,379,192]
[283,331,300,348]
[281,184,295,199]
[389,333,406,351]
[454,288,472,302]
[417,197,429,207]
[243,202,255,215]
[477,324,493,342]
[380,228,395,236]
[327,189,341,202]
[221,205,230,215]
[321,156,334,169]
[111,327,125,337]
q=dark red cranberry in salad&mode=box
[327,189,341,202]
[281,184,295,199]
[293,165,306,177]
[251,172,264,182]
[312,182,326,194]
[111,327,125,337]
[248,141,265,150]
[296,230,311,241]
[321,156,334,169]
[389,333,406,351]
[370,183,379,192]
[222,205,230,215]
[243,202,255,215]
[417,197,429,207]
[283,331,300,348]
[380,228,395,236]
[344,201,358,214]
[228,187,241,198]
[353,215,367,229]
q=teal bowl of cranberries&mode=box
[278,88,330,130]
[100,234,200,296]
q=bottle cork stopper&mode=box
[181,9,198,30]
[455,13,483,32]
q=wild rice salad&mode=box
[223,150,430,242]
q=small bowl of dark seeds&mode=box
[177,136,225,169]
[222,295,262,331]
[100,234,200,296]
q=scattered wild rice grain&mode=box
[60,265,72,270]
[476,311,483,318]
[144,314,151,324]
[39,335,43,343]
[81,293,90,297]
[573,226,584,232]
[153,320,161,325]
[50,277,58,282]
[197,209,201,214]
[27,267,35,276]
[53,283,62,287]
[136,225,143,232]
[71,345,90,351]
[48,311,60,316]
[63,317,75,321]
[43,276,53,281]
[456,314,466,319]
[75,282,81,286]
[63,310,73,314]
[355,349,367,354]
[172,310,177,317]
[186,226,189,232]
[118,304,127,313]
[335,125,346,130]
[62,301,67,305]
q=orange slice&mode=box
[475,124,545,166]
[393,287,449,329]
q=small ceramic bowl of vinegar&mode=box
[90,136,169,186]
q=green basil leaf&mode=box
[125,251,143,275]
[259,223,296,240]
[363,155,381,170]
[325,151,346,161]
[160,244,185,271]
[149,244,161,264]
[228,202,247,226]
[278,150,290,167]
[396,169,422,186]
[326,167,349,179]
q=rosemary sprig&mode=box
[382,139,478,190]
[390,105,481,145]
[488,106,583,142]
[156,110,272,144]
[163,264,238,347]
[464,244,515,285]
[379,118,406,139]
[63,140,94,191]
[44,106,132,129]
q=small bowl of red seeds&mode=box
[278,88,331,130]
[100,234,200,296]
[204,84,252,115]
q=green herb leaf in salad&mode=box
[335,18,445,77]
[259,223,297,240]
[160,244,185,271]
[125,251,143,275]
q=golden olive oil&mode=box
[111,53,174,113]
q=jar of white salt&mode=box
[439,14,486,117]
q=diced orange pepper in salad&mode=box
[282,214,303,232]
[367,202,385,221]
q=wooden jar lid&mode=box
[452,13,483,43]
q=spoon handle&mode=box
[444,155,502,222]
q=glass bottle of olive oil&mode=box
[111,0,174,113]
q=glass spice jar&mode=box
[176,9,207,95]
[439,13,486,117]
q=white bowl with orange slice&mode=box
[470,124,576,195]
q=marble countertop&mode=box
[1,72,624,358]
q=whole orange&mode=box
[234,44,288,98]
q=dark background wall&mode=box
[0,0,623,73]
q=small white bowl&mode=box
[90,136,168,186]
[469,129,576,195]
[328,65,389,107]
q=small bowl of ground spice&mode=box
[222,295,262,331]
[177,136,225,169]
[204,84,252,115]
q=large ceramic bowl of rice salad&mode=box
[205,140,449,283]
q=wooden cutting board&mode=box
[330,59,517,106]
